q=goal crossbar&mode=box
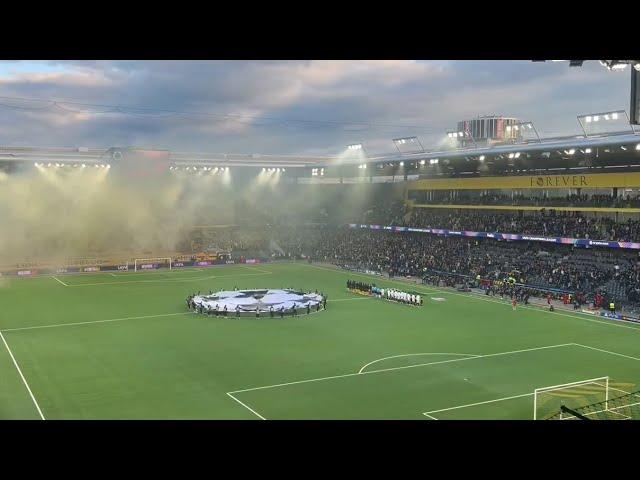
[133,257,172,272]
[533,376,609,420]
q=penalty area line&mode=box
[0,331,45,420]
[226,392,266,420]
[228,343,574,395]
[52,276,68,286]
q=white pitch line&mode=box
[423,413,439,420]
[66,271,272,287]
[331,297,371,302]
[226,392,266,420]
[423,392,534,416]
[52,276,68,287]
[228,343,574,395]
[0,331,45,420]
[359,352,480,374]
[572,343,640,362]
[1,311,195,333]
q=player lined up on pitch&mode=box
[347,280,422,306]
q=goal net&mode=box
[548,388,640,420]
[133,257,172,272]
[533,377,609,420]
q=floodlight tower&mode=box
[535,60,640,125]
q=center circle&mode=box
[190,289,325,316]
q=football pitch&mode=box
[1,262,640,420]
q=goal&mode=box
[133,257,172,272]
[533,376,609,420]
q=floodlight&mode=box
[420,160,425,165]
[479,155,485,161]
[429,159,439,165]
[508,153,514,159]
[347,143,363,151]
[584,148,592,154]
[636,144,640,151]
[393,136,425,154]
[399,161,404,167]
[107,164,111,169]
[578,110,632,136]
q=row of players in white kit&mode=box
[381,288,422,306]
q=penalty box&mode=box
[227,344,640,420]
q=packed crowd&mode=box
[411,192,640,208]
[404,210,640,242]
[311,229,640,307]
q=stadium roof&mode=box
[0,146,332,168]
[1,130,639,170]
[344,132,640,167]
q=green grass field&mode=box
[1,262,640,420]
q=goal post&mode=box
[133,257,172,272]
[533,376,609,420]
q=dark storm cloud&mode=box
[0,60,630,154]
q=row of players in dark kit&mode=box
[347,280,373,294]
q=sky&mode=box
[0,60,631,156]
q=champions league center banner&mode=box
[349,224,640,251]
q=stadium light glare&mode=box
[636,143,640,151]
[577,110,632,136]
[479,155,485,161]
[429,158,439,165]
[584,148,592,154]
[399,161,404,167]
[347,143,363,151]
[420,159,425,165]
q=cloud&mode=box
[0,60,629,155]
